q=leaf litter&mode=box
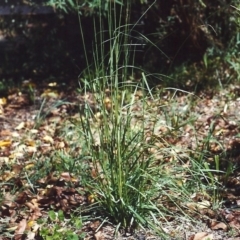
[1,82,240,239]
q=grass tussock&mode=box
[71,0,227,236]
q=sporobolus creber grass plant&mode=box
[76,0,217,236]
[77,0,166,233]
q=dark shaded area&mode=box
[0,13,91,81]
[0,0,239,87]
[137,0,237,72]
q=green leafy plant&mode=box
[39,210,85,240]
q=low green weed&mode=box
[39,210,85,240]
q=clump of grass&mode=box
[76,0,188,235]
[80,88,156,228]
[72,0,231,237]
[76,0,165,233]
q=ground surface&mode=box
[1,81,240,239]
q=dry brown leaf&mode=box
[186,200,211,211]
[94,230,104,240]
[104,97,112,111]
[55,141,65,149]
[90,220,101,231]
[0,130,12,136]
[0,97,7,105]
[236,199,240,206]
[31,221,40,232]
[15,122,25,130]
[25,202,36,211]
[14,218,27,239]
[49,116,61,122]
[0,157,9,163]
[193,232,213,240]
[26,146,37,153]
[26,231,36,240]
[12,131,20,137]
[60,172,71,181]
[225,212,235,222]
[48,82,57,87]
[30,129,38,134]
[0,140,11,147]
[210,221,228,231]
[41,90,59,98]
[9,152,24,159]
[1,171,15,181]
[25,140,36,147]
[59,172,78,183]
[88,194,97,204]
[12,164,23,174]
[229,219,240,229]
[26,220,35,230]
[15,191,29,204]
[25,199,42,220]
[42,135,54,144]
